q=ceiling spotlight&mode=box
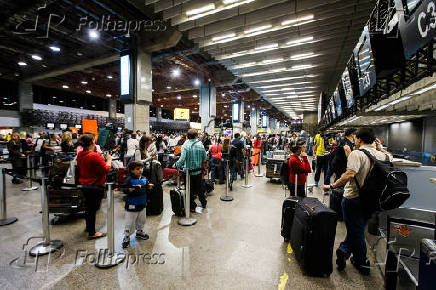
[152,89,154,92]
[107,75,113,79]
[177,95,182,100]
[88,30,99,39]
[31,55,42,61]
[160,104,163,107]
[193,94,198,98]
[172,68,181,77]
[221,93,225,97]
[166,86,171,89]
[81,81,88,84]
[77,52,83,56]
[62,85,69,89]
[18,61,27,66]
[194,79,201,86]
[86,90,91,94]
[106,94,112,97]
[49,46,61,52]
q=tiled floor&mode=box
[0,163,385,290]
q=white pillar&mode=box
[200,83,216,134]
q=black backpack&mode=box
[280,158,290,186]
[355,149,410,217]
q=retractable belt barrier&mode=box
[0,168,18,226]
[220,159,233,202]
[255,149,263,177]
[241,150,253,188]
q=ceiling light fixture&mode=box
[255,43,279,50]
[291,52,317,60]
[106,94,112,97]
[49,46,60,52]
[412,83,436,95]
[193,94,198,98]
[285,36,314,47]
[256,82,311,89]
[281,14,314,26]
[374,95,412,111]
[18,61,27,66]
[186,3,215,16]
[171,68,181,77]
[62,85,69,89]
[212,32,236,42]
[88,30,99,39]
[166,86,171,89]
[177,95,182,100]
[81,81,88,84]
[107,75,113,79]
[194,79,201,86]
[244,24,272,34]
[31,55,42,61]
[248,75,317,84]
[86,90,91,94]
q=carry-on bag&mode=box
[290,197,338,277]
[170,187,185,217]
[146,183,163,215]
[281,196,301,242]
[329,187,344,221]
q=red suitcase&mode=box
[117,167,129,184]
[163,168,178,181]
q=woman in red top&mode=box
[76,134,112,239]
[252,134,262,166]
[288,139,312,197]
[208,138,224,183]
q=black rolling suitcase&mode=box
[146,184,163,215]
[328,188,344,221]
[170,187,185,217]
[281,196,301,242]
[290,197,338,277]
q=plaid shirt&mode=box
[175,139,207,175]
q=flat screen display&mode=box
[341,67,355,108]
[232,102,240,122]
[47,123,55,129]
[75,124,82,129]
[174,108,190,120]
[60,124,67,130]
[262,114,268,128]
[333,88,342,117]
[120,54,131,96]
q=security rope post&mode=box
[241,150,252,188]
[29,178,63,256]
[178,168,197,226]
[0,168,18,226]
[22,154,38,191]
[95,183,125,269]
[220,159,233,201]
[255,148,263,177]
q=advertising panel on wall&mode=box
[318,92,323,124]
[174,108,190,120]
[261,112,268,128]
[329,96,336,120]
[341,61,356,108]
[333,87,342,117]
[232,101,240,122]
[398,0,432,59]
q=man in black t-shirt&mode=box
[325,128,356,185]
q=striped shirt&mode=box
[175,139,207,176]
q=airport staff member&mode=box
[312,129,328,187]
[173,129,207,211]
[323,128,392,276]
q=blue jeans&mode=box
[339,197,370,264]
[210,158,224,182]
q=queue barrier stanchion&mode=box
[241,152,252,188]
[22,155,39,191]
[255,149,263,177]
[29,178,63,256]
[176,168,181,188]
[95,183,126,269]
[220,160,233,202]
[0,168,18,226]
[178,168,197,226]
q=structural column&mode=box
[108,99,117,119]
[250,108,258,136]
[156,107,163,122]
[124,47,152,134]
[269,118,276,133]
[232,100,244,134]
[200,83,216,134]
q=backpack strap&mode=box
[354,149,375,191]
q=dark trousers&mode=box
[289,183,306,197]
[339,197,370,265]
[190,173,207,209]
[325,163,346,185]
[314,155,328,183]
[210,158,224,183]
[82,189,104,236]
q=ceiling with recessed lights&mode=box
[145,0,375,118]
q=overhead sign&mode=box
[399,0,436,59]
[353,26,376,97]
[174,108,190,120]
[232,101,240,122]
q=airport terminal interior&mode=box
[0,0,436,289]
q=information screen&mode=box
[232,102,240,122]
[47,123,55,129]
[60,124,67,130]
[75,124,82,129]
[262,114,268,128]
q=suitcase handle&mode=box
[304,204,318,211]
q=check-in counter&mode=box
[367,160,436,288]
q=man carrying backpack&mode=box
[323,128,392,276]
